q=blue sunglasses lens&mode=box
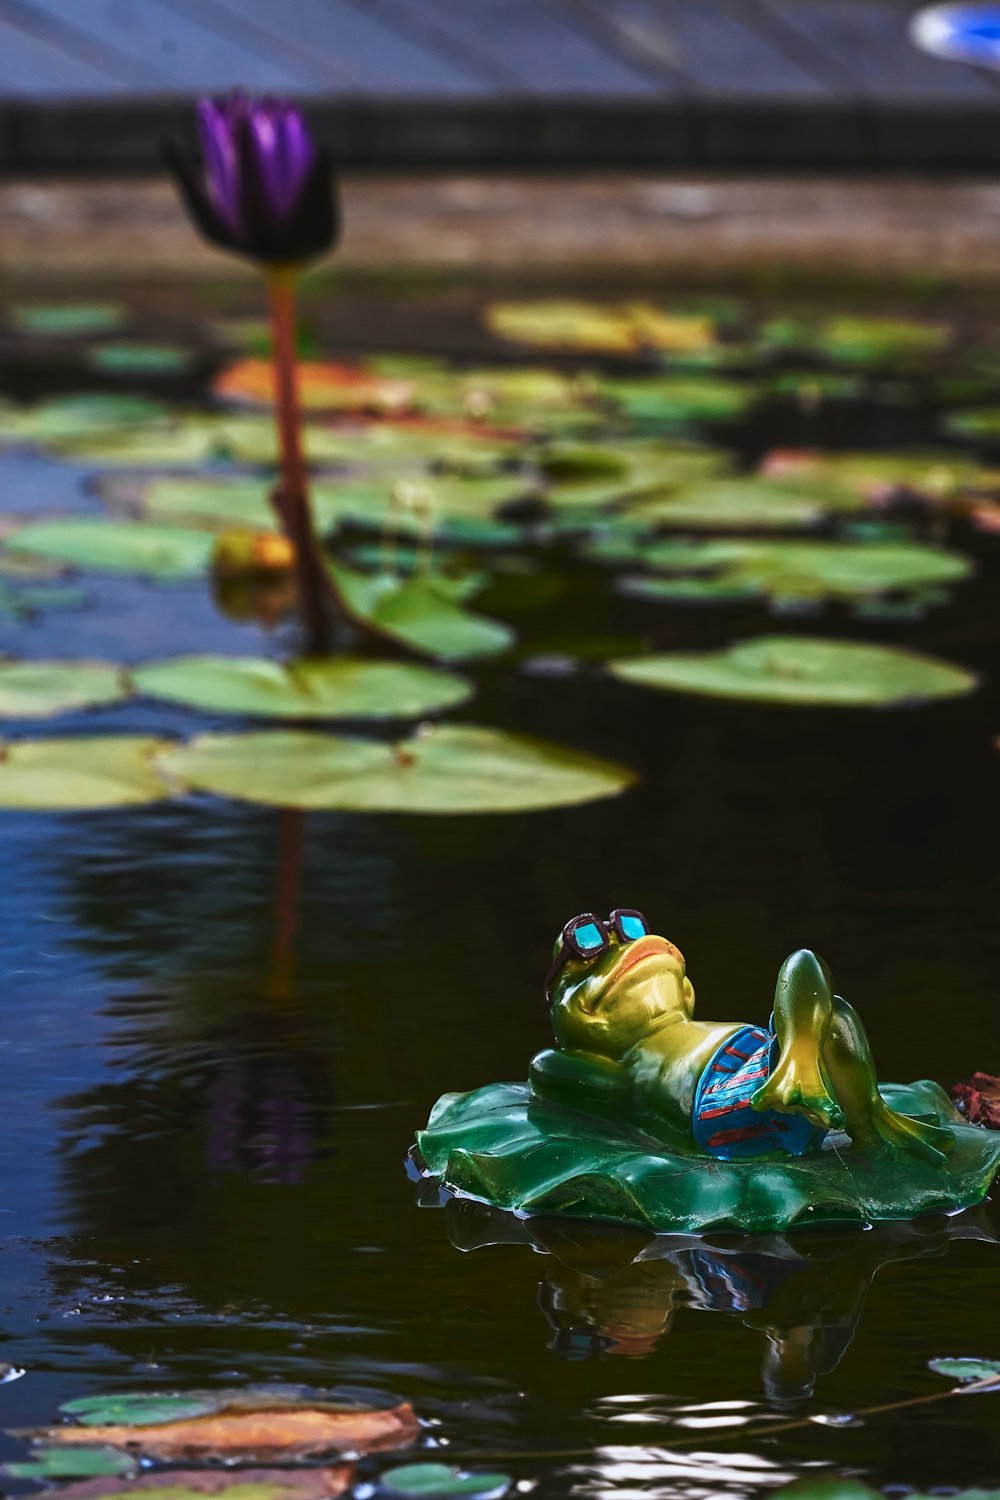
[619,914,647,941]
[573,921,605,953]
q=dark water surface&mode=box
[0,283,998,1499]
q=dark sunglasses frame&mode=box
[543,908,649,1003]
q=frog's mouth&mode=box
[606,935,677,987]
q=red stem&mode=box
[267,270,329,655]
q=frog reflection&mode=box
[445,1199,997,1403]
[533,909,952,1163]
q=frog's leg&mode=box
[751,949,845,1130]
[822,994,954,1164]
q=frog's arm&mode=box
[529,1047,635,1125]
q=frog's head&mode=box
[546,909,695,1060]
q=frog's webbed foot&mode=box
[868,1104,955,1165]
[752,1058,846,1132]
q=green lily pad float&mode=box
[133,656,471,721]
[542,441,729,509]
[116,476,341,535]
[599,376,755,429]
[61,1392,220,1427]
[629,476,859,530]
[328,561,513,660]
[928,1357,1000,1386]
[60,426,220,467]
[86,343,197,376]
[9,302,125,337]
[609,636,977,707]
[766,371,864,404]
[0,394,168,446]
[0,735,171,809]
[0,660,126,718]
[613,536,972,603]
[159,725,634,813]
[377,1464,511,1499]
[818,316,951,368]
[761,448,980,503]
[486,300,716,357]
[5,1446,138,1480]
[943,406,1000,443]
[621,573,761,604]
[5,519,216,579]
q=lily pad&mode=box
[86,343,197,377]
[0,394,168,446]
[943,406,1000,443]
[159,725,635,813]
[374,1464,511,1500]
[328,561,514,660]
[0,736,171,809]
[5,1446,138,1480]
[760,448,980,504]
[215,358,415,415]
[629,476,858,530]
[817,316,951,368]
[608,536,972,603]
[5,520,216,579]
[9,302,125,337]
[599,376,755,428]
[485,300,715,356]
[112,476,339,535]
[928,1357,1000,1386]
[0,660,126,718]
[132,656,472,721]
[61,1393,220,1428]
[609,636,977,707]
[49,1469,354,1500]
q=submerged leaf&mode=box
[0,736,171,810]
[609,637,977,707]
[159,725,635,813]
[0,661,126,718]
[328,561,514,660]
[5,520,216,579]
[133,656,472,721]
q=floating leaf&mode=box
[759,448,979,504]
[159,725,635,813]
[609,636,977,708]
[9,302,125,337]
[928,1357,1000,1387]
[943,406,1000,443]
[0,661,126,718]
[5,520,216,579]
[86,343,197,377]
[629,477,854,530]
[601,536,972,603]
[5,1447,138,1480]
[61,1393,219,1428]
[133,656,471,721]
[621,573,761,604]
[49,1467,353,1500]
[328,561,514,660]
[60,426,220,467]
[110,476,339,535]
[0,394,168,446]
[486,299,715,356]
[599,376,755,428]
[817,316,951,368]
[375,1464,511,1499]
[0,736,171,810]
[215,358,414,414]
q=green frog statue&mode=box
[413,910,1000,1234]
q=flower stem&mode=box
[266,267,330,655]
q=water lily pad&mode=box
[486,300,715,356]
[375,1464,511,1499]
[621,573,761,604]
[817,316,951,368]
[599,376,755,428]
[0,736,171,809]
[133,656,471,721]
[328,562,514,660]
[608,536,972,603]
[0,661,126,718]
[5,1446,138,1480]
[9,302,125,337]
[215,359,415,415]
[760,448,980,503]
[50,1468,354,1500]
[61,1394,220,1427]
[86,343,197,376]
[0,394,168,446]
[609,636,977,707]
[630,476,857,530]
[928,1357,1000,1386]
[943,406,1000,443]
[159,725,635,813]
[5,520,216,579]
[115,477,340,534]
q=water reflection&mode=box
[442,1198,999,1404]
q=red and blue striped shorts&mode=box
[692,1024,826,1160]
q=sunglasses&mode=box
[543,908,650,1003]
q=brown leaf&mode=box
[35,1405,419,1462]
[46,1467,353,1500]
[953,1072,1000,1129]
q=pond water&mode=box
[0,279,997,1500]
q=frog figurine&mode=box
[413,909,1000,1235]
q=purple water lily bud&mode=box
[165,92,338,266]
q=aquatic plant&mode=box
[165,93,338,651]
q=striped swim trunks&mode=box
[692,1024,826,1161]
